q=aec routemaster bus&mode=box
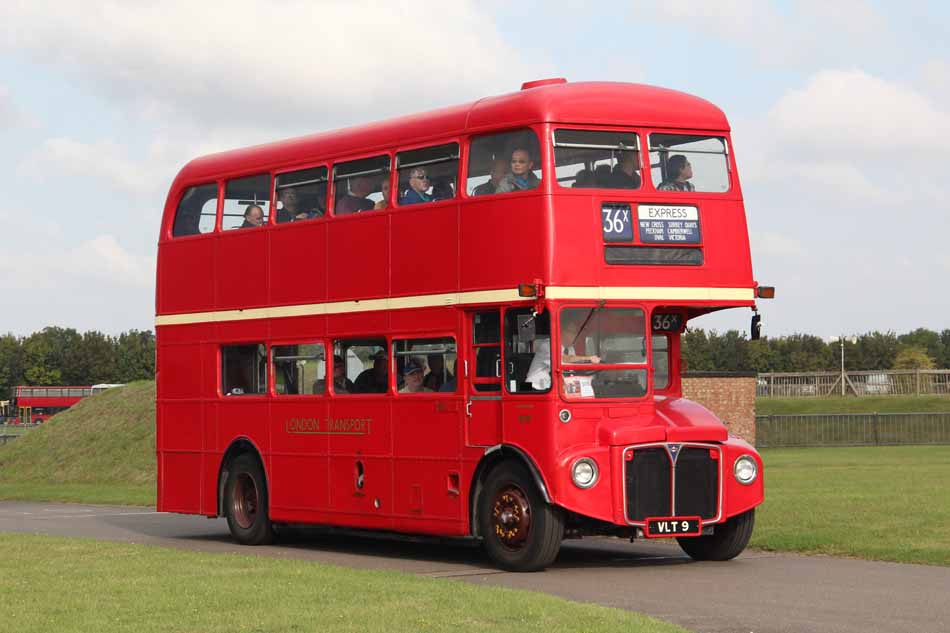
[155,79,770,571]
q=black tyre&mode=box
[224,453,275,545]
[677,509,755,561]
[478,461,563,572]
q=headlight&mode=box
[571,458,598,489]
[734,455,758,485]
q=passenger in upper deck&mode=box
[336,176,377,214]
[399,168,433,205]
[276,187,310,223]
[240,205,264,228]
[657,155,695,192]
[472,159,509,196]
[572,169,595,188]
[608,151,642,189]
[376,177,390,210]
[593,164,612,188]
[496,149,540,193]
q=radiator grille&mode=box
[674,447,719,520]
[624,444,719,523]
[624,448,671,521]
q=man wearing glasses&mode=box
[496,148,540,193]
[399,168,433,205]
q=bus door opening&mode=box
[465,310,502,447]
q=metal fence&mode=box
[756,412,950,447]
[756,370,950,398]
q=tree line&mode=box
[0,327,155,400]
[2,325,948,400]
[683,328,950,373]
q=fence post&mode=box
[916,369,920,397]
[873,412,880,446]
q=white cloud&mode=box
[767,70,950,154]
[751,231,806,258]
[630,0,889,67]
[20,138,168,193]
[0,1,547,132]
[0,85,26,129]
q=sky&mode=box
[1,1,948,340]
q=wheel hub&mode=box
[231,472,259,529]
[492,485,531,550]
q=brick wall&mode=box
[681,372,757,445]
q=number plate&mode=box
[645,516,701,538]
[601,203,633,242]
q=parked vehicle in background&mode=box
[12,386,94,424]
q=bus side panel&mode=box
[391,202,459,296]
[215,229,268,311]
[158,240,215,315]
[268,398,330,517]
[327,215,389,302]
[392,397,463,524]
[549,196,600,286]
[460,196,546,290]
[270,223,328,307]
[160,452,203,514]
[327,397,392,529]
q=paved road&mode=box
[2,501,948,633]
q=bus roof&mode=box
[176,81,729,182]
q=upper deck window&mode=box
[172,183,218,237]
[649,134,730,193]
[333,156,390,215]
[553,129,641,190]
[275,166,328,223]
[223,174,271,231]
[467,129,542,197]
[396,143,459,206]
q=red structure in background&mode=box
[155,79,769,571]
[13,386,94,424]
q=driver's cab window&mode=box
[505,308,551,394]
[652,335,670,390]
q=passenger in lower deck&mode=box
[398,359,432,393]
[353,351,388,393]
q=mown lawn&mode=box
[751,445,950,565]
[0,534,685,633]
[756,395,950,416]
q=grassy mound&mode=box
[0,381,155,505]
[757,395,950,416]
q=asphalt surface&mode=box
[2,501,948,633]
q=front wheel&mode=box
[677,509,754,561]
[478,461,563,572]
[224,453,275,545]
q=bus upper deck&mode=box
[158,79,757,323]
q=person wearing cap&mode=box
[399,358,433,393]
[354,350,388,393]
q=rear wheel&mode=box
[677,509,754,561]
[478,461,563,572]
[224,453,274,545]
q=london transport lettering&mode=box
[285,417,372,435]
[637,205,700,243]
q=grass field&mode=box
[0,534,685,633]
[751,445,950,565]
[756,395,950,416]
[0,381,155,505]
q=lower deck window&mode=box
[273,343,326,395]
[222,344,267,396]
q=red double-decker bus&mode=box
[13,386,95,424]
[156,79,769,571]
